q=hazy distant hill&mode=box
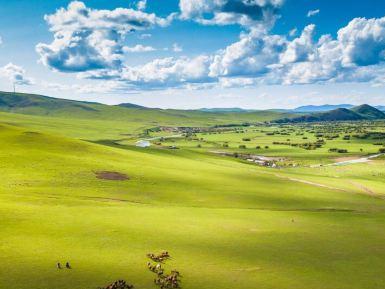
[117,103,147,109]
[199,108,253,113]
[374,105,385,112]
[293,104,354,112]
[276,104,385,123]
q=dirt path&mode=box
[274,174,348,192]
[348,181,376,196]
[275,173,385,200]
[329,153,383,166]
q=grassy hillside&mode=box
[0,91,292,129]
[1,119,385,289]
[351,104,385,119]
[277,105,385,123]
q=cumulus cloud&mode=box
[80,16,385,89]
[208,16,385,86]
[209,28,286,77]
[36,1,385,90]
[280,16,385,84]
[123,44,156,52]
[81,55,214,89]
[307,9,320,17]
[179,0,284,27]
[338,17,385,66]
[280,24,315,64]
[36,1,171,72]
[0,63,34,85]
[119,55,214,89]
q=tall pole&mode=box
[13,82,16,94]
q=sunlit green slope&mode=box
[1,121,385,289]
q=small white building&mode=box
[136,140,151,148]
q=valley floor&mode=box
[1,115,385,289]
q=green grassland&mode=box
[0,91,293,140]
[1,93,385,289]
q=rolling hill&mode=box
[276,104,385,123]
[293,104,354,112]
[351,104,385,119]
[0,91,293,127]
[2,115,385,289]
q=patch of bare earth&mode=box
[333,156,360,162]
[95,171,129,181]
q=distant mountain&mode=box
[276,104,385,123]
[199,108,253,113]
[293,104,354,112]
[351,104,385,120]
[375,106,385,112]
[117,103,147,109]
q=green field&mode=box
[1,93,385,289]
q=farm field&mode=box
[1,105,385,289]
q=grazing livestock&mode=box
[147,251,170,262]
[147,252,181,289]
[98,280,134,289]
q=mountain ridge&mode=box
[276,104,385,123]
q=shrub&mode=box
[338,149,348,153]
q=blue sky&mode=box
[0,0,384,109]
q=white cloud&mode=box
[209,16,385,86]
[81,55,214,89]
[36,1,171,72]
[179,0,284,27]
[338,17,385,66]
[123,44,156,52]
[209,28,286,77]
[80,16,385,89]
[280,17,385,85]
[289,28,297,37]
[219,77,258,88]
[120,55,214,88]
[280,24,315,64]
[307,9,320,18]
[137,0,147,11]
[0,63,34,85]
[36,2,385,91]
[172,43,183,52]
